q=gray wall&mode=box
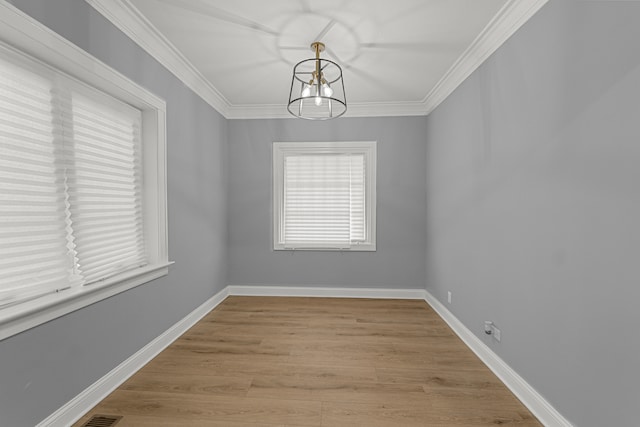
[425,1,640,426]
[0,1,228,426]
[3,0,637,426]
[227,117,427,289]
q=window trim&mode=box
[0,2,170,341]
[273,141,377,251]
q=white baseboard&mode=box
[36,286,229,427]
[37,284,571,427]
[227,284,427,300]
[423,290,573,427]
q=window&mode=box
[0,55,146,304]
[0,5,168,340]
[273,141,376,251]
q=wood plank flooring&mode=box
[74,296,541,426]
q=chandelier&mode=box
[287,42,347,120]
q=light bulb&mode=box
[322,82,333,97]
[314,96,322,106]
[301,83,311,98]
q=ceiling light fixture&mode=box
[287,42,346,120]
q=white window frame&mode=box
[0,3,170,341]
[273,141,377,251]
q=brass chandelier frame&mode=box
[287,42,347,120]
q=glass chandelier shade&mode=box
[287,42,347,120]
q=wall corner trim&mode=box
[423,290,573,427]
[35,287,230,427]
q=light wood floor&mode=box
[74,296,541,426]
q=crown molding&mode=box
[86,0,231,117]
[86,0,548,120]
[225,103,290,120]
[422,0,549,114]
[225,101,428,120]
[345,101,428,118]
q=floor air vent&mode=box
[81,414,123,427]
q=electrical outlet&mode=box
[447,291,452,304]
[492,325,501,342]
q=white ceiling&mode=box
[89,0,547,118]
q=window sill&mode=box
[274,244,376,252]
[0,262,173,341]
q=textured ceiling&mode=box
[92,0,547,118]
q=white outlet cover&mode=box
[447,291,452,304]
[493,325,501,342]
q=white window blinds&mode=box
[65,92,145,284]
[0,48,145,306]
[283,153,365,247]
[273,141,376,251]
[0,58,75,304]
